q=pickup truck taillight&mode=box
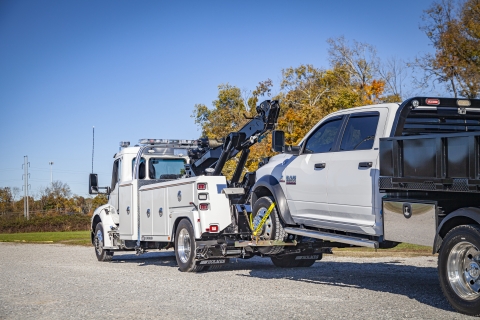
[197,183,207,190]
[199,203,209,210]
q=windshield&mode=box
[148,158,186,179]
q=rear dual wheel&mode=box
[438,224,480,316]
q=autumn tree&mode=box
[0,187,13,214]
[413,0,480,98]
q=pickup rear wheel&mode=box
[174,219,203,272]
[94,222,114,262]
[252,196,287,255]
[438,224,480,316]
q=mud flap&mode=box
[196,258,230,266]
[295,255,320,260]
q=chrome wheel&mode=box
[95,229,103,256]
[177,228,191,264]
[447,241,480,300]
[253,206,273,240]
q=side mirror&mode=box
[89,174,99,194]
[272,130,285,152]
[272,130,301,155]
[89,173,110,195]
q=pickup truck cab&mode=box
[252,97,480,316]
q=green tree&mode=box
[0,187,13,214]
[413,0,480,98]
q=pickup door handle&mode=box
[314,163,326,169]
[359,162,373,168]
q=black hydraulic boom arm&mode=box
[186,100,280,179]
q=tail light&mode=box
[209,225,219,232]
[426,98,440,105]
[198,193,208,200]
[197,183,207,190]
[199,203,209,210]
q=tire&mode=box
[438,224,480,316]
[270,255,302,268]
[94,222,114,262]
[174,219,203,272]
[252,196,287,255]
[298,258,318,267]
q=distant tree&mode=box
[412,0,480,98]
[0,187,13,214]
[327,36,387,104]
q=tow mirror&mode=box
[272,130,285,152]
[89,173,110,195]
[89,174,99,194]
[272,130,301,155]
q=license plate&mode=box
[295,255,319,260]
[198,259,228,265]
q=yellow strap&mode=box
[253,202,275,236]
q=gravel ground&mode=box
[0,242,475,320]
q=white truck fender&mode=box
[171,210,202,240]
[91,204,117,247]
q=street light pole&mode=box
[49,162,54,185]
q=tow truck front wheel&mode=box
[94,222,114,262]
[438,224,480,316]
[174,219,204,272]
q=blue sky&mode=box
[0,0,435,198]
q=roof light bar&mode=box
[119,141,130,148]
[138,139,198,146]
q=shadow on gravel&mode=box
[237,259,453,313]
[107,252,452,312]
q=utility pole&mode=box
[22,156,30,220]
[49,161,54,185]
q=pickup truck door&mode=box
[326,109,387,228]
[284,116,344,223]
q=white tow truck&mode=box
[90,100,328,272]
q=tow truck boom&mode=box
[186,100,279,182]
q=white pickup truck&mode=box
[251,97,480,316]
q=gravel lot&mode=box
[0,242,475,320]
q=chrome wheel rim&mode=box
[253,206,273,240]
[447,241,480,300]
[177,228,191,263]
[95,229,103,255]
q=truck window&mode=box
[339,113,379,151]
[111,159,121,190]
[304,117,343,153]
[132,158,146,179]
[148,158,186,179]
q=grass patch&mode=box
[0,231,91,246]
[333,242,433,257]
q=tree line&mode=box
[0,181,107,216]
[193,0,479,177]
